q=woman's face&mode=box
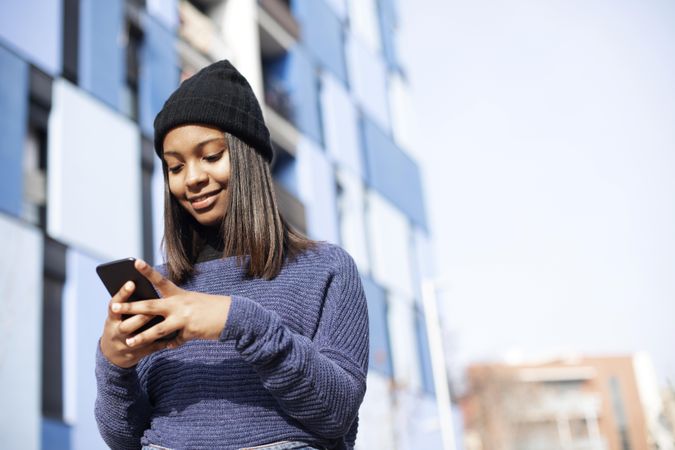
[163,124,231,227]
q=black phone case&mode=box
[96,257,176,341]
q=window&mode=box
[609,376,632,450]
[262,48,323,146]
[42,238,67,420]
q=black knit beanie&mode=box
[153,60,273,163]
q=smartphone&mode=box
[96,257,177,341]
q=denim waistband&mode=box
[240,441,322,450]
[142,440,322,450]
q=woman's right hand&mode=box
[99,281,170,368]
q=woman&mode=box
[95,60,369,450]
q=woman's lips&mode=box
[190,190,220,210]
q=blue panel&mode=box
[378,0,398,24]
[323,0,348,21]
[415,308,435,396]
[79,0,125,110]
[272,151,299,198]
[42,418,72,450]
[0,46,28,218]
[362,276,393,377]
[65,250,110,449]
[139,13,179,138]
[361,115,428,230]
[377,0,399,70]
[0,0,62,75]
[293,0,347,84]
[265,48,323,145]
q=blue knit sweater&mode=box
[94,242,369,450]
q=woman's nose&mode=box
[185,164,208,188]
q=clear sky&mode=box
[399,0,675,384]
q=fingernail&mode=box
[137,260,147,269]
[111,304,121,312]
[126,337,135,346]
[125,281,134,291]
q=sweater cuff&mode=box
[218,295,272,342]
[95,338,139,383]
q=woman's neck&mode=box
[193,223,225,264]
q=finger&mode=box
[112,299,163,316]
[117,338,172,366]
[134,259,179,297]
[108,281,135,320]
[124,317,179,348]
[118,313,155,335]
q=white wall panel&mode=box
[320,71,363,177]
[211,0,262,101]
[356,372,395,450]
[0,214,42,450]
[393,390,442,450]
[411,226,435,306]
[296,138,340,244]
[48,79,142,260]
[388,292,421,392]
[152,161,166,266]
[366,190,414,297]
[345,34,390,132]
[388,72,415,155]
[336,167,370,274]
[347,0,381,53]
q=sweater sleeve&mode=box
[219,249,370,439]
[94,339,152,450]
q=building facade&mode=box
[0,0,445,448]
[461,354,675,450]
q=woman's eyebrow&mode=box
[164,137,225,157]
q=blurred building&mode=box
[0,0,448,449]
[461,353,675,450]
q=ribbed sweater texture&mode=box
[94,242,369,450]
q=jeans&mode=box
[142,441,323,450]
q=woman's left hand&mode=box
[111,259,231,350]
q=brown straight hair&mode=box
[160,131,319,284]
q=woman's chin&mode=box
[195,214,224,227]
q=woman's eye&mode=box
[168,165,182,174]
[204,151,224,162]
